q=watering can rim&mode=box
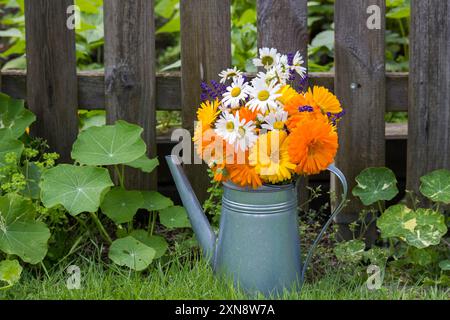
[222,181,295,192]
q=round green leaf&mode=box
[101,187,143,224]
[159,206,191,229]
[377,205,447,248]
[0,93,36,141]
[419,169,450,204]
[352,167,398,206]
[126,155,159,173]
[0,259,22,286]
[40,164,114,216]
[71,120,146,165]
[130,230,168,259]
[333,240,366,264]
[141,191,173,211]
[0,194,50,264]
[406,247,439,267]
[108,236,155,271]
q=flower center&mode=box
[227,72,236,78]
[226,121,235,132]
[261,56,274,66]
[273,121,284,130]
[231,87,241,97]
[258,90,270,101]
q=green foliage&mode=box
[334,240,366,264]
[419,169,450,204]
[71,120,147,166]
[0,92,189,284]
[0,259,22,289]
[159,206,191,229]
[108,236,156,271]
[377,206,447,249]
[342,166,450,286]
[101,188,143,224]
[40,164,114,216]
[352,167,399,206]
[0,194,50,264]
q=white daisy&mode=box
[246,77,282,114]
[253,47,280,70]
[261,110,288,131]
[266,64,290,85]
[214,111,257,152]
[290,51,307,79]
[218,67,243,84]
[221,76,249,109]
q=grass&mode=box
[1,248,448,300]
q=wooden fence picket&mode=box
[334,0,386,242]
[103,0,157,189]
[180,0,232,203]
[407,0,450,196]
[24,0,78,162]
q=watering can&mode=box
[166,155,347,296]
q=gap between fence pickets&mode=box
[0,70,408,140]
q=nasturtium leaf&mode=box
[71,120,146,166]
[159,206,191,229]
[126,155,159,173]
[333,240,366,264]
[406,247,439,267]
[40,164,114,216]
[0,259,22,286]
[0,93,35,141]
[419,169,450,204]
[130,230,168,259]
[0,139,23,167]
[20,162,42,199]
[141,191,173,211]
[352,167,398,205]
[439,260,450,271]
[108,236,155,271]
[363,247,389,266]
[100,187,143,224]
[0,194,50,264]
[377,205,447,249]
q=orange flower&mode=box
[286,107,326,132]
[288,118,338,175]
[305,86,342,114]
[283,93,308,115]
[238,107,259,123]
[227,163,262,189]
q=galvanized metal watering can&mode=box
[166,155,347,296]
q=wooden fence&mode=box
[1,0,449,236]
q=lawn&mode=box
[2,250,448,300]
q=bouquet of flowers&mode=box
[194,47,345,189]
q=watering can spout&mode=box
[165,155,216,262]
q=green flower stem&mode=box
[90,212,113,244]
[148,211,157,236]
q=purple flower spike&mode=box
[299,105,314,112]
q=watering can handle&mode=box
[300,164,348,284]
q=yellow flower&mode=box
[248,131,296,184]
[305,86,342,114]
[277,85,298,106]
[196,99,220,128]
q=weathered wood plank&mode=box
[0,70,409,111]
[407,0,450,194]
[257,0,309,206]
[180,0,231,203]
[257,0,308,59]
[334,0,386,242]
[24,0,78,162]
[103,0,156,189]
